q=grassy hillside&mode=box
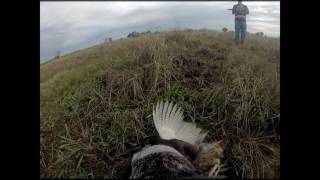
[40,31,280,178]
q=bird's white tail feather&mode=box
[153,101,208,144]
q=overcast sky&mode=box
[40,1,280,63]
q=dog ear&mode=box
[142,135,160,146]
[155,139,199,161]
[119,156,133,179]
[181,140,199,161]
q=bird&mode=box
[128,101,227,179]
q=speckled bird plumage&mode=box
[129,101,226,179]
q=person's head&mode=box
[238,0,242,4]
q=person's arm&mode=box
[232,5,236,14]
[246,6,249,15]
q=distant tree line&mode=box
[121,29,267,42]
[256,32,264,37]
[105,37,112,43]
[222,27,228,32]
[127,30,152,38]
[182,28,218,33]
[54,51,60,59]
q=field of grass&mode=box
[40,30,280,178]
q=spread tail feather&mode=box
[153,101,208,144]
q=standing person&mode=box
[232,0,249,45]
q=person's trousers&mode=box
[235,20,247,44]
